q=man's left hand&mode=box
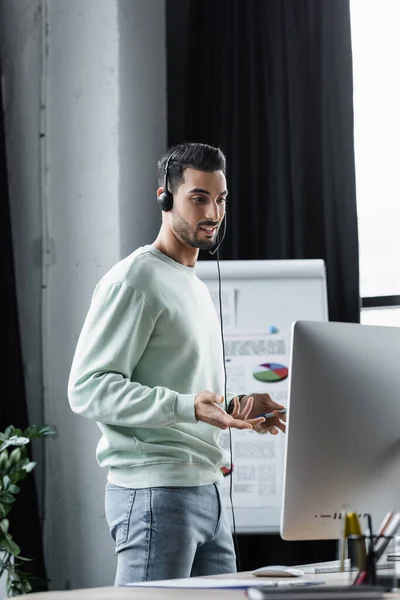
[239,393,286,435]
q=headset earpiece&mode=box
[158,151,177,211]
[157,190,173,212]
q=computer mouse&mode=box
[252,565,304,577]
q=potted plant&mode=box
[0,425,55,596]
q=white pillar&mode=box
[44,0,121,589]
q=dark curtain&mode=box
[1,67,48,592]
[166,0,359,569]
[167,0,360,325]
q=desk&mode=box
[19,571,400,600]
[17,571,400,600]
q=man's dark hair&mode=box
[157,142,226,195]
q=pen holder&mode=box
[353,534,396,588]
[364,546,376,586]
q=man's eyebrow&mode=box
[187,188,228,196]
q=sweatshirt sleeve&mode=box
[225,392,236,412]
[68,281,197,427]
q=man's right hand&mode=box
[194,391,265,430]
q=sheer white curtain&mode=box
[350,0,400,325]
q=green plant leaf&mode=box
[2,475,11,489]
[14,555,33,562]
[12,457,29,475]
[5,533,21,556]
[4,426,15,438]
[0,518,9,533]
[0,493,15,504]
[10,447,22,463]
[23,461,36,473]
[0,532,20,555]
[0,449,8,469]
[8,484,20,494]
[9,448,22,466]
[7,436,30,447]
[12,471,27,485]
[24,424,56,438]
[21,579,32,593]
[0,503,11,517]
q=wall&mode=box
[1,0,166,590]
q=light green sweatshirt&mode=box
[68,245,233,488]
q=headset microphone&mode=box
[209,213,227,256]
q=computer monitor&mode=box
[281,320,400,540]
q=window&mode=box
[350,0,400,326]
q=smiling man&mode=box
[68,143,285,584]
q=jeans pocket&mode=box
[105,484,136,548]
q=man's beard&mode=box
[172,210,218,250]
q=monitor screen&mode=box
[280,320,400,540]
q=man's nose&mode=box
[205,201,221,222]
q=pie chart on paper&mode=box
[252,362,288,383]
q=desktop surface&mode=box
[16,570,400,600]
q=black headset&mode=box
[157,151,176,212]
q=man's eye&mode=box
[192,196,205,202]
[217,197,226,204]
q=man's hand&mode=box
[238,393,286,435]
[194,391,265,431]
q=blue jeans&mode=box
[105,482,237,584]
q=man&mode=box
[68,142,286,584]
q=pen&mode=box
[354,569,368,585]
[375,511,394,541]
[371,510,393,557]
[261,408,287,419]
[374,512,400,561]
